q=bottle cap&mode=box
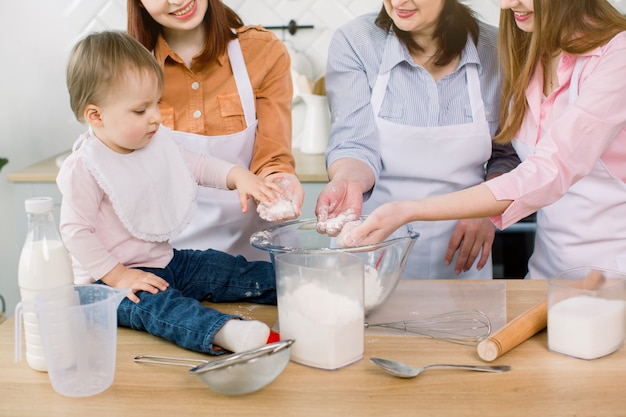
[24,197,54,214]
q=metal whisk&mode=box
[365,309,492,345]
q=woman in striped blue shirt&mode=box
[315,0,519,279]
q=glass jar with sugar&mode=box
[548,267,626,360]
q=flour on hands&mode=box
[257,177,299,222]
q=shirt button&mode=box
[193,110,202,119]
[191,82,200,90]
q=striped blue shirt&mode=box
[325,12,518,180]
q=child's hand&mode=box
[100,263,169,303]
[227,166,283,213]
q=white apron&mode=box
[364,63,493,279]
[169,38,271,261]
[513,59,626,278]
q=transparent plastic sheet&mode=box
[364,280,507,337]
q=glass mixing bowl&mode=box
[250,217,419,315]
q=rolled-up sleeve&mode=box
[325,18,384,179]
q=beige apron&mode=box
[513,58,626,278]
[169,38,270,261]
[364,63,493,279]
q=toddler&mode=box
[57,30,281,354]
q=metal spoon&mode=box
[370,357,511,379]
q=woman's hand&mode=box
[265,172,304,209]
[100,263,169,304]
[315,158,375,236]
[336,201,407,246]
[445,218,495,275]
[315,178,364,236]
[258,172,304,221]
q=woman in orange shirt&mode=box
[128,0,303,260]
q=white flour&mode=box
[278,281,364,369]
[257,178,298,222]
[364,265,384,312]
[317,210,358,236]
[257,198,296,222]
[548,295,626,360]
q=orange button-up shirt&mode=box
[153,25,295,178]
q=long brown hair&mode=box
[127,0,243,64]
[375,0,479,67]
[496,0,626,144]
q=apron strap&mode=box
[371,72,389,115]
[227,37,256,127]
[465,64,484,122]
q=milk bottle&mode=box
[17,197,74,371]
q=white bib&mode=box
[80,129,197,242]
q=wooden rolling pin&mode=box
[477,270,606,362]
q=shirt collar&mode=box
[461,36,481,70]
[153,34,178,66]
[153,33,228,67]
[379,31,482,74]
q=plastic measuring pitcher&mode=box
[15,284,128,397]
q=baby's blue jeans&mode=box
[106,249,276,354]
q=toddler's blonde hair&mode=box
[66,30,163,122]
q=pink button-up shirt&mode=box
[487,31,626,229]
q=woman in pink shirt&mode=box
[338,0,626,279]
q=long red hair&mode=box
[127,0,243,64]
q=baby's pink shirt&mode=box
[57,128,236,283]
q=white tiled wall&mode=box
[1,0,625,314]
[229,0,500,80]
[229,0,626,80]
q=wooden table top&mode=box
[1,279,625,417]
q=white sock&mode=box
[213,319,270,353]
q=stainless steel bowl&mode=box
[134,339,294,395]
